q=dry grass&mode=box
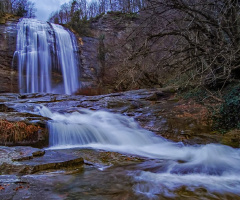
[0,120,42,145]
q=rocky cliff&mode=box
[76,13,139,93]
[0,16,19,93]
[78,36,101,88]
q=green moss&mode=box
[212,84,240,132]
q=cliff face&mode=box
[0,16,19,93]
[76,13,138,92]
[78,36,101,88]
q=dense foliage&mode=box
[212,84,240,132]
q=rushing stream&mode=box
[33,105,240,198]
[8,17,240,199]
[14,18,80,94]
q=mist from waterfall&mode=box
[14,18,80,94]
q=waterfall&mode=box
[14,18,80,94]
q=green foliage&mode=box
[212,84,240,132]
[123,12,138,20]
[180,87,208,102]
[90,13,105,22]
[179,83,240,133]
[107,11,138,20]
[107,11,122,16]
[54,16,59,24]
[68,11,90,36]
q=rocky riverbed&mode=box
[0,88,233,147]
[0,88,240,199]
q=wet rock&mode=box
[157,86,179,93]
[146,91,164,101]
[74,149,143,167]
[0,88,221,147]
[221,130,240,148]
[19,157,84,174]
[0,17,19,93]
[0,146,84,175]
[78,37,101,88]
[17,94,27,99]
[0,174,68,200]
[107,99,130,109]
[7,147,45,162]
[0,103,15,112]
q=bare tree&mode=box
[11,0,36,18]
[88,1,99,18]
[123,0,240,89]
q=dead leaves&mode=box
[0,185,5,190]
[0,120,43,144]
[0,184,30,192]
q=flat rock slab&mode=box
[0,146,84,175]
[18,150,84,174]
[0,174,65,200]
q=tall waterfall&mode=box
[14,18,80,94]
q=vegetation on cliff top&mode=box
[0,0,35,20]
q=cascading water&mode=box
[35,105,240,197]
[14,18,80,94]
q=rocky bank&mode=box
[0,15,19,93]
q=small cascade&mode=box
[35,105,240,196]
[38,105,163,147]
[14,18,80,94]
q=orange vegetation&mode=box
[0,120,42,145]
[173,101,210,126]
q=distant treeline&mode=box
[0,0,35,18]
[49,0,146,24]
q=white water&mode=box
[51,24,80,94]
[36,105,240,197]
[14,18,80,94]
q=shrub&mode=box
[212,84,240,132]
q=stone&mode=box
[0,17,19,93]
[0,146,84,175]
